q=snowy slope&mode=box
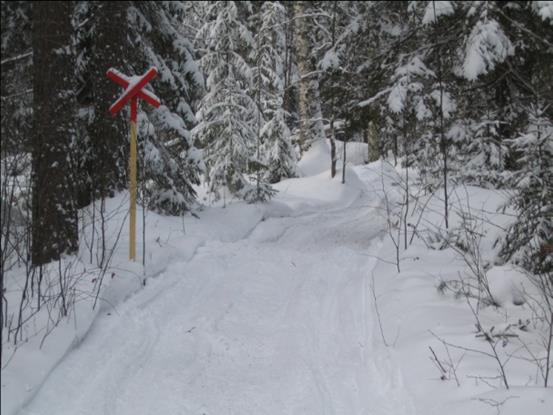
[4,140,552,415]
[296,138,369,177]
[15,141,416,415]
[357,161,553,415]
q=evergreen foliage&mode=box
[193,1,261,202]
[75,1,203,213]
[1,1,32,153]
[253,2,295,185]
[500,107,553,275]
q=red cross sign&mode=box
[106,67,161,261]
[107,67,161,119]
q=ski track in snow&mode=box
[20,179,416,415]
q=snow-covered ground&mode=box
[2,140,552,415]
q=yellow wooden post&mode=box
[107,68,160,261]
[129,98,138,260]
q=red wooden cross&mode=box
[107,67,161,119]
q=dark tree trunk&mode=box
[342,136,346,184]
[432,1,449,229]
[364,125,370,163]
[31,0,78,265]
[330,119,337,178]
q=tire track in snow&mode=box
[20,170,417,415]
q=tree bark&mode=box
[342,135,346,184]
[31,1,78,265]
[432,0,449,229]
[330,119,337,178]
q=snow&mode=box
[386,56,435,114]
[320,48,340,70]
[357,87,392,108]
[7,146,415,415]
[108,68,160,104]
[533,1,553,22]
[296,139,369,178]
[486,265,526,307]
[362,164,553,414]
[296,139,331,176]
[462,19,514,81]
[3,144,552,415]
[395,56,434,78]
[430,89,456,118]
[422,1,454,25]
[387,81,408,113]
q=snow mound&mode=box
[486,265,527,306]
[297,139,331,176]
[274,166,364,212]
[297,138,370,178]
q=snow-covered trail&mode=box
[20,175,415,415]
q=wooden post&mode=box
[129,98,138,260]
[107,67,160,261]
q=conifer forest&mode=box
[1,2,552,414]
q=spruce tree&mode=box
[193,1,260,202]
[74,1,203,213]
[1,1,33,153]
[31,0,78,265]
[253,2,295,186]
[500,107,553,275]
[129,1,204,213]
